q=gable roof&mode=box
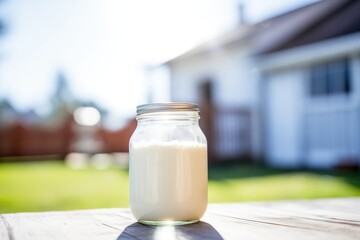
[165,24,251,64]
[254,0,360,54]
[165,0,359,64]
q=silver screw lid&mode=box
[136,102,199,116]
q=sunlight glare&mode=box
[154,225,176,240]
[74,107,101,126]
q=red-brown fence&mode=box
[0,116,136,158]
[0,107,251,162]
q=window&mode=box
[310,58,351,96]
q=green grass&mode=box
[208,164,360,202]
[0,161,359,213]
[0,161,129,213]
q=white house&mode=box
[256,0,360,168]
[161,0,360,168]
[165,25,257,160]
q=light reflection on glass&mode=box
[153,225,176,240]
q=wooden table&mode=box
[1,198,359,240]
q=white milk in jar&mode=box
[129,103,208,225]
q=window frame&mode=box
[309,58,351,97]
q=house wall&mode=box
[303,54,360,168]
[263,69,305,168]
[169,43,256,107]
[262,34,360,168]
[168,30,360,168]
[168,42,262,158]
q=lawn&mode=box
[0,161,359,213]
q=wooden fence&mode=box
[0,108,251,162]
[200,106,252,161]
[0,116,136,158]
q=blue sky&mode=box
[0,0,318,120]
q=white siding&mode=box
[264,55,360,169]
[265,69,304,168]
[303,55,360,168]
[168,31,360,168]
[169,42,261,157]
[169,43,256,107]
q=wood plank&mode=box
[0,215,10,240]
[0,198,359,240]
[1,209,131,240]
[205,198,360,240]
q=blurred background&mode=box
[0,0,360,213]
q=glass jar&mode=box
[129,102,208,225]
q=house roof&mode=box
[164,24,251,64]
[254,0,360,54]
[165,0,359,64]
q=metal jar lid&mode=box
[136,102,199,116]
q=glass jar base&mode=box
[138,219,199,226]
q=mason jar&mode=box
[129,102,208,225]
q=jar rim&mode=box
[136,102,199,116]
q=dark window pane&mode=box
[309,58,351,97]
[328,59,351,94]
[310,64,327,96]
[311,76,328,95]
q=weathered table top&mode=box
[1,198,359,240]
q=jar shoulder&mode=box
[130,124,206,145]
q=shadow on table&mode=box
[117,221,224,240]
